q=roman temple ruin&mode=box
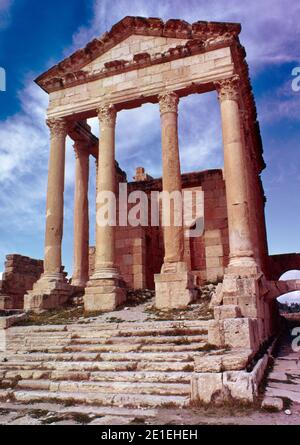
[1,16,300,407]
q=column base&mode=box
[24,273,74,312]
[71,278,88,288]
[84,276,126,313]
[226,253,260,277]
[154,262,196,310]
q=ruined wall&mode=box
[188,170,229,285]
[89,168,229,289]
[0,254,43,309]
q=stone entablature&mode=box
[36,17,241,94]
[45,45,234,119]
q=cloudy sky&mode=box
[0,0,299,290]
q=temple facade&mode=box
[20,16,271,313]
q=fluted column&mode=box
[44,118,68,278]
[93,104,118,278]
[159,91,184,266]
[215,76,258,274]
[72,142,89,287]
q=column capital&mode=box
[97,104,116,127]
[46,118,68,138]
[215,75,240,102]
[73,141,90,159]
[158,91,179,114]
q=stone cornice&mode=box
[35,16,241,93]
[46,118,68,138]
[158,91,179,114]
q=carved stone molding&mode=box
[158,91,179,114]
[215,75,240,102]
[46,118,68,138]
[36,17,241,93]
[97,104,117,127]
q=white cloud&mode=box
[259,80,300,123]
[69,0,300,67]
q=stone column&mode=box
[159,91,184,265]
[215,76,259,276]
[24,118,73,311]
[84,104,125,312]
[154,91,195,309]
[94,105,118,277]
[43,118,68,279]
[72,142,89,287]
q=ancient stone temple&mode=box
[1,17,300,408]
[25,16,271,313]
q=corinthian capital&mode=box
[73,141,89,159]
[158,91,179,114]
[46,118,68,138]
[215,75,240,102]
[97,104,116,127]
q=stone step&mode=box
[70,334,206,345]
[6,389,190,408]
[10,320,209,334]
[3,350,194,363]
[3,370,191,384]
[9,328,208,342]
[7,339,207,354]
[0,359,194,373]
[6,342,206,354]
[63,342,206,353]
[15,379,190,396]
[0,401,157,419]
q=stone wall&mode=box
[89,168,229,289]
[0,255,43,309]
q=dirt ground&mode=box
[0,401,299,425]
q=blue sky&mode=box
[0,0,299,282]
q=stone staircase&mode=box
[0,319,209,411]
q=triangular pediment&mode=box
[35,16,241,93]
[82,34,188,75]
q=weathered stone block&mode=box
[194,354,222,373]
[262,396,283,412]
[191,372,223,404]
[223,370,255,403]
[223,318,257,350]
[214,305,242,321]
[208,319,224,347]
